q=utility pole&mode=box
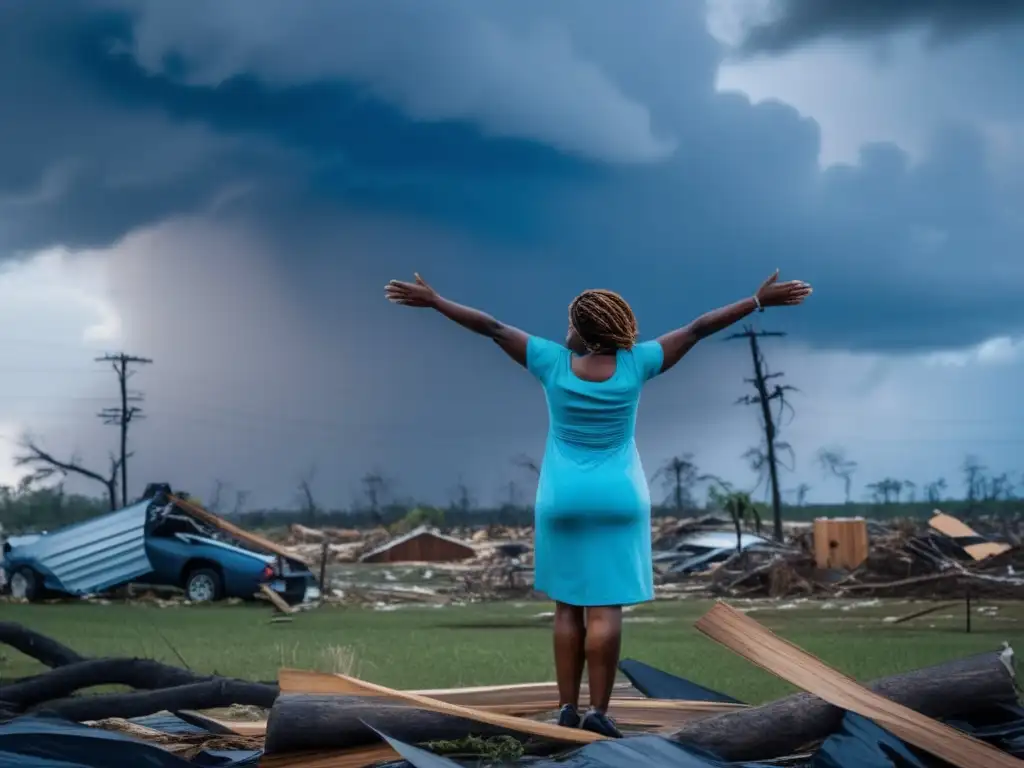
[96,353,153,508]
[726,326,795,542]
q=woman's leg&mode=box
[553,601,587,709]
[584,605,622,712]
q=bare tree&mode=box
[727,326,796,542]
[866,478,903,504]
[986,472,1014,502]
[361,471,390,524]
[816,447,858,503]
[207,479,226,513]
[924,477,947,504]
[793,483,811,506]
[231,489,250,517]
[296,466,319,524]
[902,479,917,503]
[95,352,153,506]
[655,454,700,511]
[15,436,125,511]
[449,477,473,517]
[512,454,541,477]
[963,455,987,508]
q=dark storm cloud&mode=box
[741,0,1024,54]
[1,0,1022,355]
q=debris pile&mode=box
[1,609,1022,767]
[671,510,1024,601]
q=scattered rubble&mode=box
[659,509,1024,601]
[1,613,1020,766]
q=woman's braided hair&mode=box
[568,289,638,353]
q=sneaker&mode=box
[556,703,580,728]
[580,708,623,738]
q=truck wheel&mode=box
[185,568,224,603]
[10,567,40,602]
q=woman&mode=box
[385,270,812,736]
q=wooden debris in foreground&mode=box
[271,668,605,751]
[669,634,1017,760]
[694,601,1023,768]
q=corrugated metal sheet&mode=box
[10,502,153,595]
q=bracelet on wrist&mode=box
[752,295,764,312]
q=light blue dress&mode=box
[527,336,664,607]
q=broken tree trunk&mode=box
[33,679,278,723]
[265,694,520,753]
[669,649,1016,761]
[0,622,85,667]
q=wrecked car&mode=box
[653,530,773,575]
[1,484,319,605]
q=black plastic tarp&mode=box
[0,715,260,768]
[618,659,745,704]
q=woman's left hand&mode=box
[385,273,438,308]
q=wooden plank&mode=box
[276,673,637,706]
[695,601,1024,768]
[278,668,606,744]
[260,584,297,614]
[170,495,310,565]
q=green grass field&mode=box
[2,598,1021,704]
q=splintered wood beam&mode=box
[170,494,310,565]
[694,601,1023,768]
[276,668,606,745]
[260,585,297,615]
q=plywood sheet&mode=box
[695,602,1023,768]
[929,512,1011,560]
[278,668,606,744]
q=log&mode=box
[265,694,525,753]
[0,622,85,667]
[32,679,278,722]
[668,649,1016,761]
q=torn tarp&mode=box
[810,713,929,768]
[0,715,195,768]
[0,715,260,768]
[618,659,744,704]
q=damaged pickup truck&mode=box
[1,484,320,605]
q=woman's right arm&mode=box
[385,273,529,367]
[431,295,529,367]
[655,271,812,375]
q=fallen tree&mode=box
[668,649,1017,761]
[265,694,520,753]
[0,622,85,667]
[0,624,278,723]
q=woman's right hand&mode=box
[756,270,813,307]
[385,273,439,308]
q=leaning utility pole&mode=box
[96,353,153,508]
[726,326,796,542]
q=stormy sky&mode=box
[0,0,1021,510]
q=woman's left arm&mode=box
[385,273,528,367]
